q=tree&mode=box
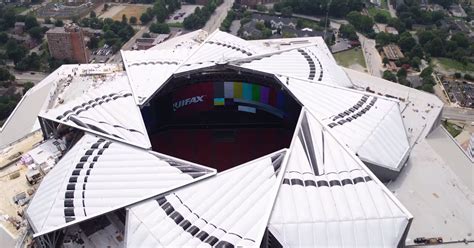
[425,38,445,57]
[417,30,434,45]
[23,82,34,94]
[103,4,109,12]
[24,15,39,30]
[339,24,358,41]
[398,32,416,51]
[150,23,170,34]
[28,26,44,41]
[256,4,267,12]
[281,7,293,17]
[130,16,137,25]
[383,57,389,66]
[142,32,151,38]
[0,33,8,44]
[255,21,265,31]
[450,33,469,48]
[122,14,128,24]
[0,68,15,81]
[347,11,374,33]
[87,36,99,49]
[90,11,96,18]
[421,83,434,93]
[374,12,388,23]
[140,13,152,24]
[154,0,169,23]
[420,66,433,78]
[383,70,397,82]
[454,72,461,78]
[397,67,407,78]
[55,19,64,27]
[464,74,473,81]
[44,18,52,24]
[5,40,27,64]
[262,28,272,38]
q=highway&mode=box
[442,106,474,122]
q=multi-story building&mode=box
[46,24,89,63]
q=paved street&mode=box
[13,71,48,84]
[358,33,383,78]
[203,0,234,32]
[442,106,474,122]
[387,2,397,18]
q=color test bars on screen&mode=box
[213,82,286,118]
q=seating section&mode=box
[151,128,293,171]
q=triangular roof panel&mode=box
[40,72,151,148]
[268,110,411,247]
[280,76,410,172]
[126,150,287,247]
[26,134,215,237]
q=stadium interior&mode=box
[141,68,302,171]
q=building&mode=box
[449,4,467,18]
[19,30,418,247]
[468,134,474,161]
[383,44,404,60]
[46,24,89,63]
[385,26,399,35]
[14,22,25,35]
[134,33,170,50]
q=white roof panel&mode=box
[40,72,151,148]
[281,76,410,171]
[26,134,215,236]
[232,44,352,88]
[126,150,287,247]
[268,110,412,247]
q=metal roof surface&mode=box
[26,134,215,236]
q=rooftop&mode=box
[0,30,470,247]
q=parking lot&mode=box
[167,4,201,23]
[90,45,114,63]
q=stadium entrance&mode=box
[141,68,302,171]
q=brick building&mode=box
[46,24,89,63]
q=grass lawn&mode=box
[12,6,28,15]
[367,6,391,19]
[333,48,367,69]
[168,22,183,28]
[380,0,389,9]
[432,57,474,74]
[442,120,462,138]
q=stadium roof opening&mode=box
[141,66,302,171]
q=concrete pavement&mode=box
[13,71,48,84]
[203,0,234,32]
[443,106,474,122]
[358,33,383,78]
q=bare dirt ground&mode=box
[112,5,148,21]
[0,131,43,236]
[0,132,42,169]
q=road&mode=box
[107,20,152,64]
[203,0,234,32]
[387,2,397,17]
[442,106,474,122]
[358,33,383,77]
[13,71,48,84]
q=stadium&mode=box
[16,30,444,247]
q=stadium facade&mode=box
[24,30,416,247]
